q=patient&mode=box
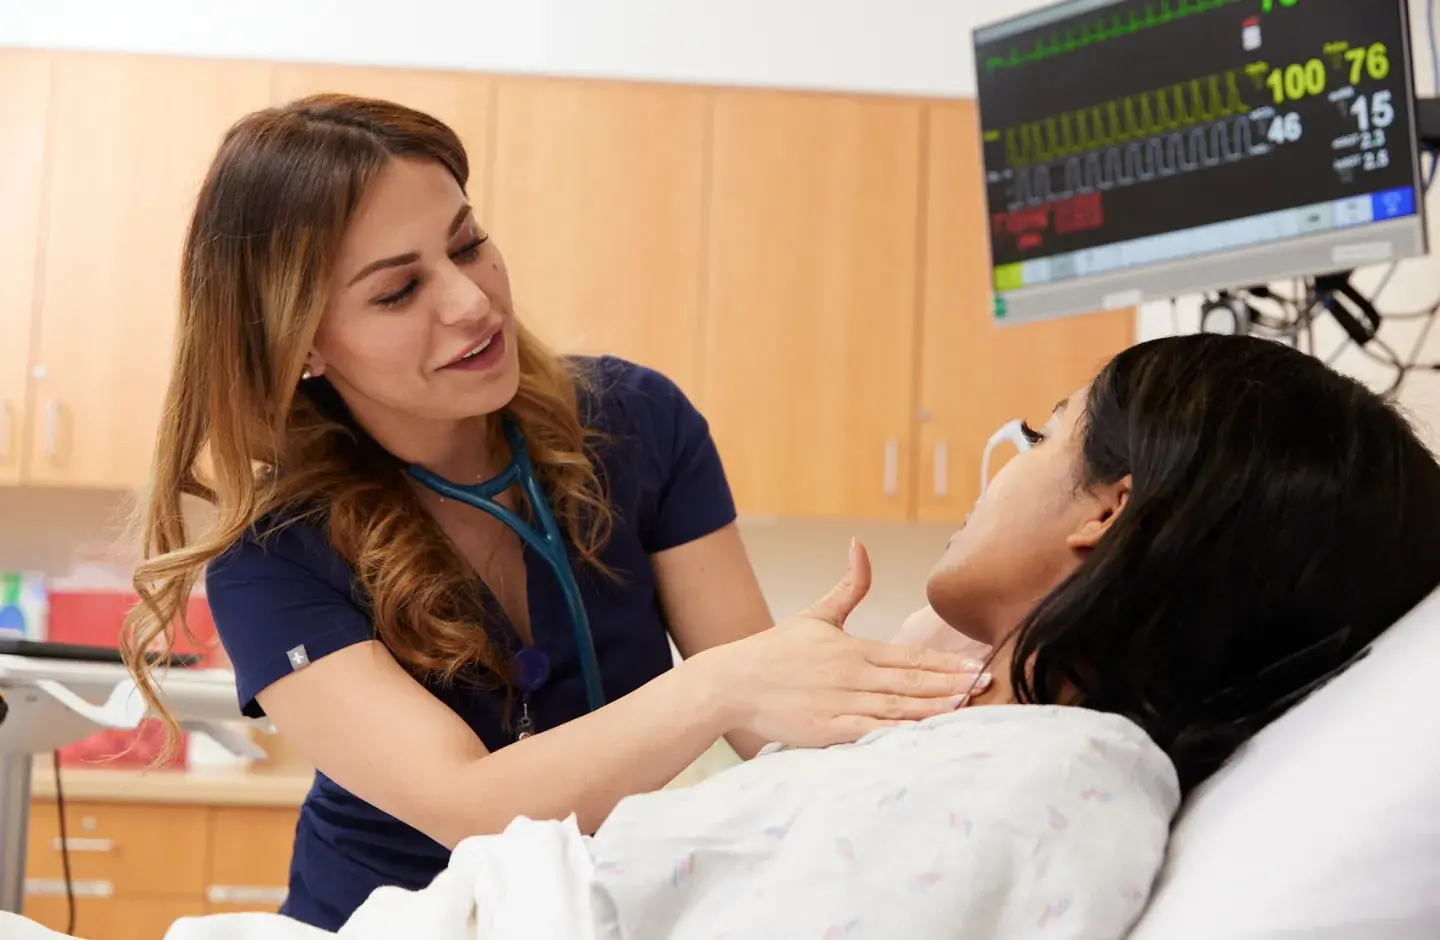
[582,333,1440,940]
[12,333,1439,940]
[925,330,1440,793]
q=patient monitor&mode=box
[973,0,1427,326]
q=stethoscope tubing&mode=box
[406,419,606,712]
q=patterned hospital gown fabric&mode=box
[590,705,1180,940]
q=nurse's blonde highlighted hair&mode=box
[122,95,611,750]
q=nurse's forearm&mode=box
[439,656,729,845]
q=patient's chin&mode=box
[925,578,991,645]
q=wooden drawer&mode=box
[205,806,298,911]
[26,800,209,898]
[22,896,206,940]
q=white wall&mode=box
[0,0,1047,98]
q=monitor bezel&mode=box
[970,0,1428,326]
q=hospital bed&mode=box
[0,649,260,915]
[4,583,1439,939]
[1125,580,1440,939]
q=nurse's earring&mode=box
[300,366,313,381]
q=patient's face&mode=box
[926,384,1124,645]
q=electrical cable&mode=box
[1420,0,1440,197]
[1408,308,1440,369]
[53,751,76,936]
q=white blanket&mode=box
[0,705,1179,940]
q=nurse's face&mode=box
[925,385,1130,645]
[304,156,521,438]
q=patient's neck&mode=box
[970,642,1017,707]
[967,637,1085,710]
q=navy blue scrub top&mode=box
[204,356,737,931]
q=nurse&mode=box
[120,94,982,931]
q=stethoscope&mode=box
[979,417,1035,496]
[406,418,606,736]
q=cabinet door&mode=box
[204,806,298,913]
[0,50,51,483]
[270,64,492,214]
[488,78,709,394]
[23,896,205,940]
[703,91,924,519]
[28,54,273,488]
[26,800,210,898]
[915,101,1133,523]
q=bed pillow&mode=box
[1128,584,1440,940]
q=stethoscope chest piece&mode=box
[511,645,551,692]
[510,648,551,740]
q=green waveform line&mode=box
[1002,68,1250,168]
[984,0,1245,73]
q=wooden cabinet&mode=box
[25,54,272,489]
[915,102,1133,522]
[488,78,710,393]
[0,50,51,484]
[702,91,926,519]
[269,64,493,214]
[23,798,299,939]
[0,48,1132,517]
[25,802,210,898]
[22,897,207,940]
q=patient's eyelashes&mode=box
[1020,421,1045,445]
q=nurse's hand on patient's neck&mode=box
[691,540,987,750]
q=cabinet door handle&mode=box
[42,401,59,457]
[206,885,289,905]
[26,878,113,898]
[882,440,899,496]
[932,441,949,498]
[52,837,114,853]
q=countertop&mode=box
[22,735,742,808]
[28,759,312,807]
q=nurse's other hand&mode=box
[696,540,987,749]
[891,605,993,661]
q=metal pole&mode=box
[0,753,31,914]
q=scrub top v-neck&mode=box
[204,356,737,932]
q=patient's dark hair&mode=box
[1012,332,1440,796]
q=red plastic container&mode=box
[46,592,219,770]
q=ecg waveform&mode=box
[993,69,1251,170]
[982,0,1244,73]
[1003,114,1263,211]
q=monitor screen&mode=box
[973,0,1427,325]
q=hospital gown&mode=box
[591,704,1180,940]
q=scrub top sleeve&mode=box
[205,528,374,718]
[640,371,739,554]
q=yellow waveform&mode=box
[1002,69,1249,169]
